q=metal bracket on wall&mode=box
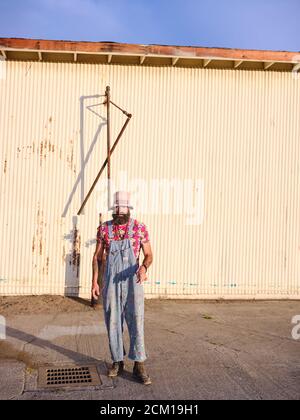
[77,86,132,215]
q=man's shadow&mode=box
[5,326,100,366]
[5,326,140,384]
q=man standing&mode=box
[92,191,153,385]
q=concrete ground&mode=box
[0,297,299,400]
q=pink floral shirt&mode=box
[96,218,150,260]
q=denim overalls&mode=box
[102,218,147,362]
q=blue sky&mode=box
[1,0,299,51]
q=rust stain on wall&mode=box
[3,159,7,174]
[12,116,78,176]
[37,204,43,255]
[37,138,55,166]
[32,202,51,276]
[39,141,44,166]
[36,117,54,166]
[32,201,46,257]
[66,138,75,173]
[48,141,55,152]
[16,145,35,159]
[46,256,50,275]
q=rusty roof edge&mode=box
[0,37,300,63]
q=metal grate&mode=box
[38,365,101,389]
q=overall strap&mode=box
[128,218,135,238]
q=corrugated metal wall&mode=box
[0,61,299,299]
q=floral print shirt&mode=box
[96,218,150,260]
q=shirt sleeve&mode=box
[140,223,150,244]
[96,224,105,245]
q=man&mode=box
[92,191,153,385]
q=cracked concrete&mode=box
[0,297,299,400]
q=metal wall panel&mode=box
[0,61,299,298]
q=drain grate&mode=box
[38,365,101,389]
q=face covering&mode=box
[112,209,130,225]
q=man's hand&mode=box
[91,283,100,300]
[91,240,104,303]
[136,241,153,284]
[136,265,148,284]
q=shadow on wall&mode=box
[61,94,107,298]
[63,217,105,301]
[61,94,107,218]
[64,215,81,297]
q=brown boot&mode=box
[107,361,124,378]
[133,361,152,385]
